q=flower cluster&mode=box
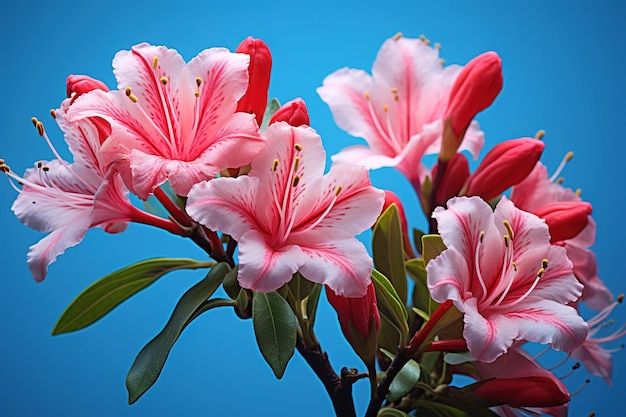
[2,33,623,417]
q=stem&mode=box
[427,158,449,234]
[153,186,193,227]
[129,206,187,236]
[296,337,357,417]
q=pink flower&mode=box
[2,101,172,282]
[510,162,612,310]
[427,196,587,362]
[67,43,265,199]
[317,34,484,185]
[186,122,385,297]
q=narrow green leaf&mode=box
[52,258,214,335]
[378,409,411,417]
[413,227,426,255]
[406,258,432,316]
[380,349,421,402]
[260,97,281,131]
[126,263,230,404]
[372,269,409,345]
[372,204,408,304]
[252,291,298,379]
[422,234,447,267]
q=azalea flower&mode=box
[510,162,612,310]
[2,99,180,282]
[186,122,385,297]
[67,42,265,199]
[427,196,587,362]
[317,34,495,187]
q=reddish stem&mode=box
[153,187,192,227]
[424,339,467,353]
[129,206,187,236]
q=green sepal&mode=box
[126,263,230,404]
[252,291,298,379]
[287,272,316,302]
[260,97,281,132]
[372,204,408,304]
[380,349,421,402]
[422,234,447,267]
[222,266,241,300]
[372,269,409,346]
[52,258,215,335]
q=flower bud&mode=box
[533,201,592,243]
[236,37,272,127]
[431,152,469,208]
[474,376,569,408]
[326,283,380,363]
[378,190,414,258]
[440,52,502,161]
[269,98,310,126]
[66,75,111,143]
[66,74,109,104]
[465,138,545,201]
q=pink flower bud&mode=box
[431,153,469,208]
[326,283,379,363]
[236,37,272,127]
[475,376,569,408]
[465,138,545,201]
[66,75,111,143]
[377,190,414,258]
[533,201,592,243]
[440,52,502,161]
[66,74,109,104]
[269,98,310,126]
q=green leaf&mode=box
[378,409,411,417]
[287,272,316,302]
[380,349,421,402]
[252,291,298,379]
[52,258,214,335]
[372,269,409,345]
[260,97,281,132]
[126,263,230,404]
[372,204,408,304]
[413,227,426,255]
[222,266,241,300]
[406,258,432,316]
[422,234,447,267]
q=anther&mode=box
[542,259,548,269]
[439,59,445,66]
[37,161,43,168]
[294,143,302,151]
[503,235,510,248]
[160,76,168,85]
[194,91,200,98]
[196,77,202,87]
[556,178,565,184]
[293,157,300,172]
[393,32,402,40]
[419,34,426,42]
[536,267,545,278]
[0,163,9,173]
[383,104,389,112]
[364,91,371,100]
[50,109,57,119]
[390,87,398,94]
[272,159,279,172]
[512,261,518,271]
[36,121,44,136]
[31,117,38,127]
[576,188,582,197]
[618,294,624,303]
[503,220,514,240]
[125,87,132,96]
[125,87,138,102]
[152,57,158,69]
[42,165,50,172]
[588,413,596,417]
[479,230,485,243]
[535,129,545,140]
[565,151,574,162]
[434,42,441,50]
[292,175,300,187]
[335,185,342,196]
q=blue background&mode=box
[1,1,624,416]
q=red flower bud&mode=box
[66,75,111,143]
[431,153,469,208]
[326,283,379,363]
[66,74,109,104]
[465,138,545,201]
[236,37,272,127]
[475,376,569,408]
[269,98,310,126]
[533,201,592,242]
[440,52,502,161]
[378,190,415,258]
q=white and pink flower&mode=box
[186,122,385,297]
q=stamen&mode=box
[558,362,580,380]
[434,42,441,50]
[512,261,518,271]
[439,59,445,66]
[390,87,398,94]
[152,56,158,69]
[36,121,44,137]
[292,175,300,187]
[50,109,57,119]
[503,220,514,240]
[37,161,43,168]
[42,165,49,172]
[393,32,402,40]
[294,143,302,151]
[272,159,279,172]
[334,185,342,196]
[293,157,300,172]
[576,188,582,197]
[549,151,574,182]
[160,76,168,85]
[475,231,489,301]
[570,378,590,396]
[194,91,200,98]
[556,177,565,184]
[503,235,509,248]
[31,117,38,127]
[536,267,545,278]
[619,294,624,303]
[125,87,138,103]
[535,129,545,140]
[542,259,548,269]
[383,104,389,112]
[364,91,370,100]
[196,77,202,87]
